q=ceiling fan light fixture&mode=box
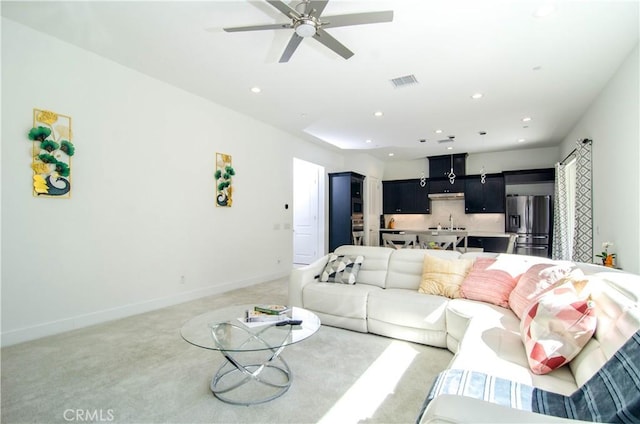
[294,20,317,37]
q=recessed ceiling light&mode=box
[365,139,372,144]
[435,129,443,134]
[534,3,557,18]
[388,153,394,157]
[532,65,542,71]
[250,86,261,93]
[518,138,526,143]
[471,93,483,99]
[521,116,532,122]
[374,111,383,117]
[447,146,453,150]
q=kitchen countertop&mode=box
[379,228,515,238]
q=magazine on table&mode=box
[238,308,289,328]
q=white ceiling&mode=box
[3,1,639,160]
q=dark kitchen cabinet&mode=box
[429,178,465,194]
[383,179,430,214]
[503,168,555,184]
[329,172,365,252]
[467,236,510,253]
[428,153,467,194]
[464,173,505,213]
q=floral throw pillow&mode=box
[320,254,364,285]
[520,280,597,375]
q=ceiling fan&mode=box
[223,0,393,63]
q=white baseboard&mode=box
[1,272,289,347]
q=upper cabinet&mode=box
[464,173,505,213]
[503,168,555,184]
[382,179,431,214]
[428,153,467,193]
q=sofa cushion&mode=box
[386,248,461,290]
[447,298,578,395]
[367,288,449,346]
[567,271,640,389]
[509,262,578,319]
[334,245,393,288]
[520,280,597,375]
[419,255,472,299]
[302,282,382,319]
[459,258,518,308]
[320,254,363,284]
[368,288,448,331]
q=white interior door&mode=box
[366,176,382,246]
[293,158,323,265]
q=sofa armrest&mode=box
[288,254,330,307]
[419,395,589,424]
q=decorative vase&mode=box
[604,254,614,267]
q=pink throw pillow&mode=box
[520,281,596,375]
[459,258,518,308]
[509,263,577,319]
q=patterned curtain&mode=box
[552,162,572,260]
[572,141,593,263]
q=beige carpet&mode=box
[1,277,452,424]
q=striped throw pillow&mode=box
[459,258,518,308]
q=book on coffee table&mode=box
[253,304,290,315]
[238,309,288,328]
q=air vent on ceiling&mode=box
[390,74,418,88]
[437,135,456,144]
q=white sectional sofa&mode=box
[288,245,640,423]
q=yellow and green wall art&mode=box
[28,109,75,198]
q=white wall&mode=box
[383,146,560,180]
[559,44,639,273]
[0,19,353,345]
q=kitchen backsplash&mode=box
[384,199,505,232]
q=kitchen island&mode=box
[379,229,516,253]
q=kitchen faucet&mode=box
[449,214,454,230]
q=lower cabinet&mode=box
[382,179,431,214]
[467,236,510,253]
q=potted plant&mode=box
[596,241,616,267]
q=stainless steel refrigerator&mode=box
[506,195,552,258]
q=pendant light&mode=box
[479,131,487,184]
[448,154,456,184]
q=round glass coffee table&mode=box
[181,305,320,405]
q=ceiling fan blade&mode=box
[313,28,354,59]
[321,10,394,28]
[279,33,304,63]
[223,23,292,32]
[266,0,301,20]
[307,1,329,17]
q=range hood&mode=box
[428,192,465,200]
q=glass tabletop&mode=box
[180,304,321,352]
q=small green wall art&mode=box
[28,109,75,198]
[215,153,235,207]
